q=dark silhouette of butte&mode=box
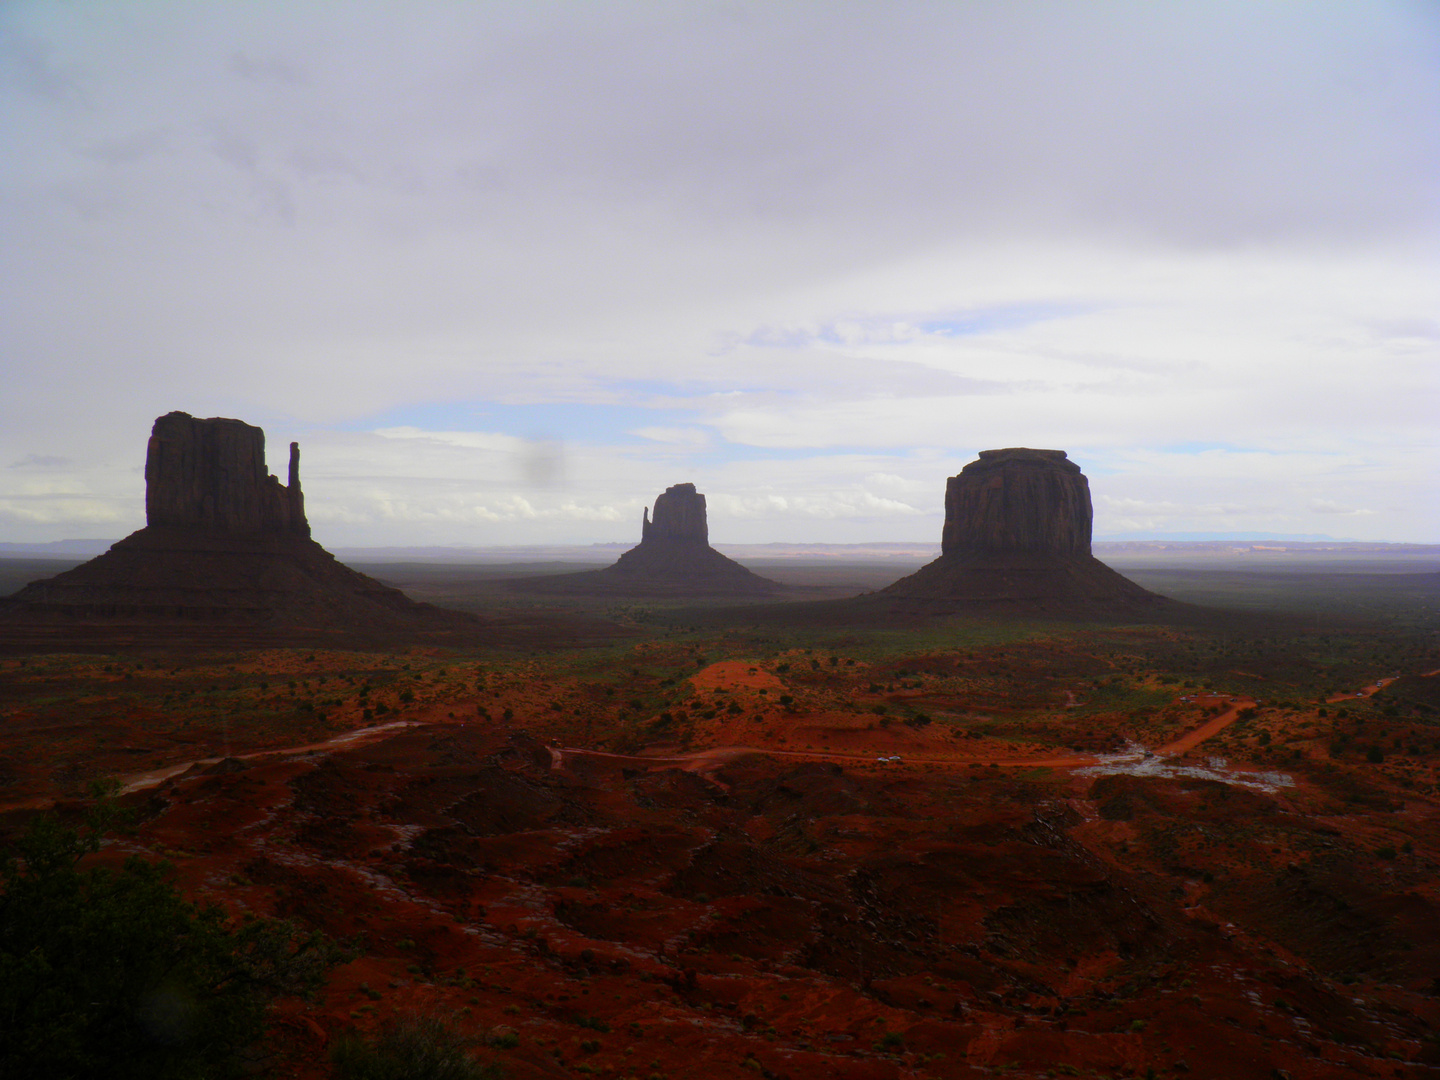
[0,412,476,636]
[518,483,781,597]
[881,448,1169,610]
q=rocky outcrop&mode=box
[883,449,1168,609]
[942,448,1090,555]
[145,412,307,536]
[640,483,708,544]
[515,483,782,597]
[0,412,479,641]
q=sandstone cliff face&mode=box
[941,448,1090,556]
[145,412,307,536]
[641,483,708,545]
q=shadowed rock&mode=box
[145,411,308,536]
[882,448,1168,609]
[942,448,1090,555]
[514,483,782,597]
[641,482,708,545]
[0,412,479,639]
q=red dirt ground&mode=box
[3,643,1439,1078]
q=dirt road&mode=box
[549,742,1098,774]
[8,670,1419,815]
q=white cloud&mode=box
[0,498,129,525]
[1309,499,1376,516]
[0,2,1436,544]
[629,426,712,448]
[371,427,525,453]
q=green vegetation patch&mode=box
[1,799,342,1079]
[331,1013,502,1079]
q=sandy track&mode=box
[559,670,1436,777]
[1155,698,1250,756]
[549,743,1097,773]
[0,720,424,814]
[115,720,422,795]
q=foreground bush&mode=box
[0,801,341,1079]
[330,1014,501,1080]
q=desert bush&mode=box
[0,801,341,1079]
[873,1030,904,1051]
[330,1014,500,1079]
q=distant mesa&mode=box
[515,482,782,597]
[0,411,477,640]
[881,448,1169,609]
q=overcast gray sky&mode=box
[3,1,1437,546]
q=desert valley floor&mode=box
[2,554,1439,1079]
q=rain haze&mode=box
[3,1,1437,549]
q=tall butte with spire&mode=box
[881,448,1168,609]
[1,411,476,639]
[144,412,309,537]
[519,482,781,597]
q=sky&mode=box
[2,1,1437,548]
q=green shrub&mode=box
[1,803,340,1079]
[330,1014,501,1079]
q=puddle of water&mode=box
[1077,742,1293,793]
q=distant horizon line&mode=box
[3,535,1439,560]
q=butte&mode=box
[516,482,782,598]
[0,411,479,645]
[880,448,1170,612]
